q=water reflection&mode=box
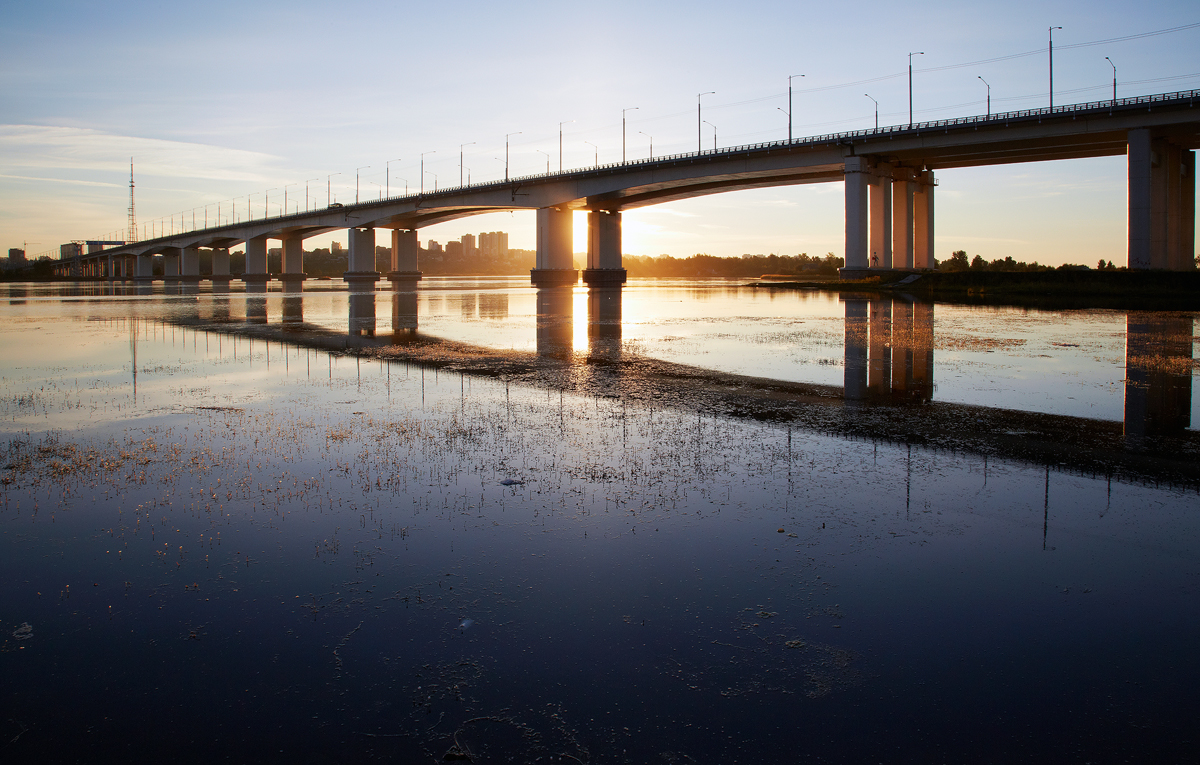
[587,286,623,361]
[348,285,376,337]
[843,296,934,403]
[246,281,268,324]
[1125,312,1194,439]
[391,287,419,337]
[281,281,304,326]
[536,286,573,358]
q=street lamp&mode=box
[978,76,991,117]
[703,120,717,151]
[865,94,878,129]
[326,173,341,207]
[505,133,521,182]
[426,171,437,192]
[283,183,296,216]
[538,150,549,174]
[459,143,474,187]
[370,181,382,201]
[558,121,573,171]
[787,74,804,141]
[355,167,370,204]
[386,158,401,199]
[305,178,318,211]
[1049,26,1062,109]
[420,151,435,193]
[639,131,653,159]
[622,107,638,162]
[584,141,598,168]
[1106,56,1117,104]
[697,92,715,152]
[908,52,924,128]
[265,188,277,218]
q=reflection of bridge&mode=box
[55,90,1199,283]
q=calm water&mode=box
[1,279,1197,763]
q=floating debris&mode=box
[12,622,32,641]
[458,618,475,631]
[499,478,524,486]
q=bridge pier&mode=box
[345,227,380,283]
[211,248,231,282]
[531,206,578,286]
[1128,129,1196,270]
[135,253,154,280]
[162,248,182,281]
[280,235,306,283]
[892,171,915,269]
[868,164,893,268]
[181,246,201,281]
[388,229,422,282]
[244,236,270,283]
[913,171,935,269]
[583,211,627,285]
[843,157,871,272]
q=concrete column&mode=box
[181,246,201,280]
[135,253,154,280]
[892,171,915,269]
[1164,142,1182,270]
[843,298,869,400]
[106,254,114,280]
[1128,128,1154,269]
[532,207,577,285]
[211,248,231,281]
[280,235,306,283]
[583,210,627,285]
[868,163,892,268]
[345,227,380,284]
[388,229,422,282]
[843,157,870,271]
[868,298,892,398]
[162,248,182,280]
[913,171,935,269]
[244,236,269,283]
[1181,150,1197,271]
[1150,138,1170,269]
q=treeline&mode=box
[625,253,844,278]
[939,250,1100,272]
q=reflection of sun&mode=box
[573,287,588,352]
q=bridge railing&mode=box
[79,88,1200,253]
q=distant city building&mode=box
[478,231,508,258]
[331,241,343,253]
[8,248,26,264]
[445,241,463,259]
[427,240,443,253]
[60,243,82,259]
[461,234,476,258]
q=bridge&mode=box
[54,89,1199,283]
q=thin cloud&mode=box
[0,173,121,188]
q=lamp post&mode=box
[1049,26,1062,109]
[908,52,924,128]
[865,94,878,129]
[538,150,549,174]
[787,74,804,141]
[265,188,278,218]
[283,183,296,216]
[703,120,717,151]
[697,91,715,152]
[622,107,638,162]
[505,133,520,182]
[355,167,370,204]
[370,181,382,201]
[425,171,437,192]
[1106,56,1117,104]
[558,121,573,171]
[978,76,991,116]
[420,152,435,193]
[458,144,473,187]
[326,173,341,207]
[386,158,401,199]
[305,178,318,211]
[584,141,598,168]
[639,131,653,159]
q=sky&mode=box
[2,0,1198,266]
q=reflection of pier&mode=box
[1125,312,1194,439]
[843,296,933,403]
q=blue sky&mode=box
[2,0,1197,264]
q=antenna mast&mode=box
[127,158,136,242]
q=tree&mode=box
[942,250,969,272]
[969,254,986,270]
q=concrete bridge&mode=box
[55,89,1199,283]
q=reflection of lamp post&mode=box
[584,141,598,167]
[558,120,573,171]
[327,173,341,207]
[865,93,878,129]
[697,91,715,152]
[355,167,369,204]
[908,51,923,128]
[420,152,435,193]
[787,74,804,141]
[703,120,717,151]
[978,76,991,116]
[622,107,638,162]
[1049,26,1062,109]
[1105,56,1117,104]
[538,150,549,174]
[459,143,473,187]
[639,131,653,159]
[386,158,401,198]
[505,133,520,182]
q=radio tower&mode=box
[127,158,137,243]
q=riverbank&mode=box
[756,269,1200,309]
